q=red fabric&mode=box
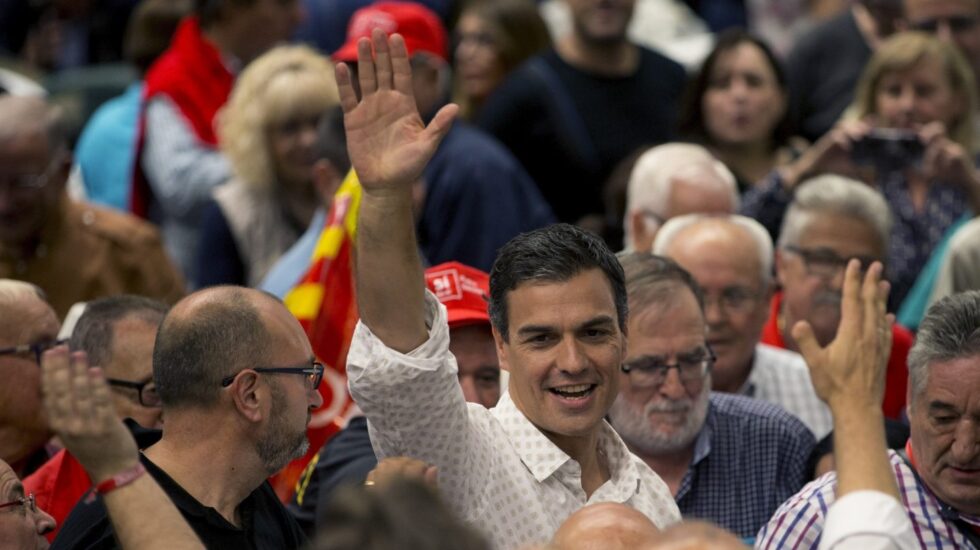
[130,17,234,217]
[22,449,92,543]
[762,292,911,419]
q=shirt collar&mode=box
[491,391,642,497]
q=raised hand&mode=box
[336,29,458,195]
[40,347,139,484]
[792,260,892,409]
[365,457,438,489]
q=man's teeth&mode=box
[550,384,595,397]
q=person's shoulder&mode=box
[753,344,813,380]
[709,392,809,429]
[636,45,685,75]
[50,492,115,550]
[69,200,166,249]
[755,469,836,549]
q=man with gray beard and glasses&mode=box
[609,253,816,539]
[760,175,913,421]
[53,286,318,549]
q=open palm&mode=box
[336,29,457,193]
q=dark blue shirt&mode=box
[676,393,816,539]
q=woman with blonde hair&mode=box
[742,31,980,309]
[195,44,344,288]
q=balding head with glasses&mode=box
[0,457,55,550]
[608,253,817,538]
[0,280,59,478]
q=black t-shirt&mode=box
[477,47,686,223]
[52,448,307,550]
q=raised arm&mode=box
[338,29,457,352]
[793,260,896,498]
[41,347,203,550]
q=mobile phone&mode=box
[851,128,924,172]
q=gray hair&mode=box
[907,290,980,404]
[652,214,774,286]
[616,252,705,316]
[623,143,739,247]
[777,175,892,255]
[70,295,169,370]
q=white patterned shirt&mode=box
[347,292,681,550]
[820,490,917,550]
[744,344,834,440]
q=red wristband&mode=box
[94,463,147,496]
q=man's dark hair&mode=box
[488,223,627,341]
[70,295,169,369]
[314,478,490,550]
[152,289,272,408]
[617,252,705,314]
[194,0,256,28]
[315,107,351,175]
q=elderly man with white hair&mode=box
[623,143,739,253]
[654,214,832,438]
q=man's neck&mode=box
[710,142,775,187]
[556,34,638,77]
[142,427,265,526]
[0,427,49,477]
[712,361,753,394]
[549,429,609,498]
[634,446,694,497]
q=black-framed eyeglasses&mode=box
[621,346,716,388]
[912,15,978,33]
[782,245,880,279]
[0,339,68,364]
[0,493,37,514]
[0,152,66,193]
[106,376,161,408]
[220,360,324,390]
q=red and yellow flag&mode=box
[270,170,362,502]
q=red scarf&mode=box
[130,17,234,216]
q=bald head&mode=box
[552,503,661,550]
[652,520,747,550]
[0,280,56,345]
[0,95,67,153]
[152,286,295,410]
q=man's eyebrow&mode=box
[928,401,959,414]
[577,315,617,330]
[515,324,555,338]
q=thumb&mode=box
[792,320,822,365]
[423,103,458,146]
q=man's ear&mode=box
[491,325,511,373]
[229,371,266,423]
[774,248,789,288]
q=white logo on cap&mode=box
[349,11,399,39]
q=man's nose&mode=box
[658,367,688,400]
[935,20,955,43]
[950,420,980,463]
[35,506,56,536]
[458,375,478,404]
[556,338,589,375]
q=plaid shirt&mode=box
[677,393,816,539]
[757,450,980,549]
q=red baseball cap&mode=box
[332,2,448,63]
[424,262,491,329]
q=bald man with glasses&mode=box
[53,286,318,549]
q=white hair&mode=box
[778,175,892,254]
[623,143,739,249]
[653,214,774,286]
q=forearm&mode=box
[355,189,427,352]
[830,400,898,499]
[103,474,203,550]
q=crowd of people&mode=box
[1,0,980,549]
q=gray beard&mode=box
[608,382,710,456]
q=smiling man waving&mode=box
[341,29,679,550]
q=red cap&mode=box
[425,262,490,329]
[333,2,448,63]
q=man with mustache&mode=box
[654,214,831,439]
[609,253,815,538]
[761,175,912,420]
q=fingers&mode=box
[424,103,459,145]
[424,465,438,487]
[40,346,72,431]
[372,28,392,91]
[336,63,358,114]
[838,259,863,335]
[860,262,884,345]
[356,37,376,96]
[390,34,413,94]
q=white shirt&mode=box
[820,490,917,550]
[347,292,681,550]
[745,344,833,439]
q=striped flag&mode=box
[270,170,362,502]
